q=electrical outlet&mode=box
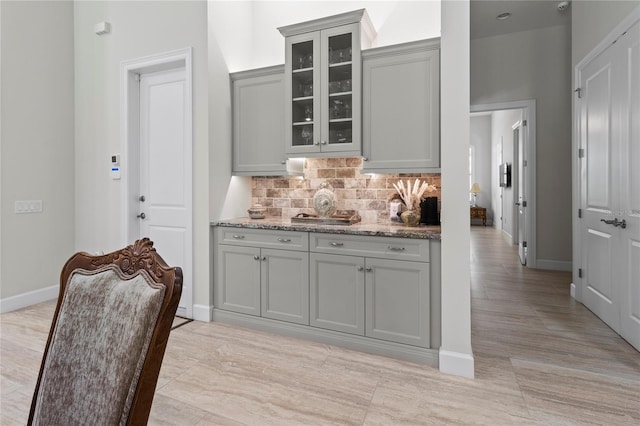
[15,200,43,214]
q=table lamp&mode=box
[470,183,480,207]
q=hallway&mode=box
[470,226,640,423]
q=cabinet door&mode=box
[310,253,364,335]
[365,258,430,347]
[261,249,309,325]
[215,245,261,316]
[285,31,321,155]
[231,66,286,175]
[362,41,440,172]
[321,23,361,154]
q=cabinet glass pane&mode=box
[292,41,314,70]
[291,40,315,147]
[327,33,352,145]
[293,124,314,146]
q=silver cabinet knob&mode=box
[253,255,260,260]
[357,266,364,271]
[136,212,146,219]
[313,141,320,145]
[320,140,327,145]
[366,267,373,272]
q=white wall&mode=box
[471,24,572,265]
[0,1,75,304]
[74,1,210,308]
[215,0,441,72]
[470,115,493,224]
[440,0,473,378]
[491,109,521,238]
[572,0,640,66]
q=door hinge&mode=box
[578,268,583,278]
[135,73,141,82]
[578,148,585,158]
[522,120,527,126]
[578,208,582,218]
[523,160,527,167]
[523,241,527,248]
[574,87,583,98]
[522,201,527,207]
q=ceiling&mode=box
[471,0,571,40]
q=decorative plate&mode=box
[313,182,337,217]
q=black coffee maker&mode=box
[420,197,440,225]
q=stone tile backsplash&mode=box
[251,157,441,223]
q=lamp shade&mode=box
[470,183,481,194]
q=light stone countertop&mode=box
[212,217,441,240]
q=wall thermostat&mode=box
[111,154,121,180]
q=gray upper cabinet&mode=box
[231,65,286,175]
[279,9,375,158]
[362,39,441,173]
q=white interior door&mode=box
[617,21,640,351]
[579,20,639,350]
[516,125,527,265]
[139,68,192,318]
[580,42,620,333]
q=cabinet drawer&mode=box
[310,233,429,262]
[217,227,308,251]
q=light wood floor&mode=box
[1,227,639,425]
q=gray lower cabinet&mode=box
[365,257,430,347]
[215,245,261,316]
[214,226,438,364]
[309,233,430,347]
[215,228,309,325]
[261,248,309,325]
[309,253,365,335]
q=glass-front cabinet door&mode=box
[284,22,363,156]
[287,32,321,154]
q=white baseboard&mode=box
[570,283,576,299]
[439,349,475,378]
[536,259,572,272]
[192,304,213,322]
[0,285,58,314]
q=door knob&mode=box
[139,195,146,202]
[136,212,146,219]
[601,218,627,228]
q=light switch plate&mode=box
[15,200,43,214]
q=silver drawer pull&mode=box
[277,238,291,243]
[388,246,405,251]
[233,235,245,239]
[330,242,344,247]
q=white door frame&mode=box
[573,7,640,302]
[121,47,193,317]
[471,100,537,269]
